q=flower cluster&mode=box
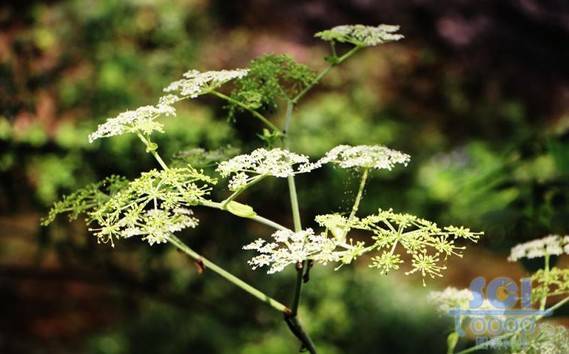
[216,148,315,191]
[42,175,128,226]
[315,24,404,47]
[428,287,474,314]
[164,69,248,99]
[243,229,341,274]
[88,103,176,143]
[508,235,569,262]
[88,69,247,143]
[316,209,482,284]
[531,267,569,303]
[88,167,215,246]
[317,145,410,171]
[315,213,354,241]
[517,324,569,354]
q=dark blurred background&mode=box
[1,1,569,353]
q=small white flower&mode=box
[317,145,410,170]
[428,287,474,314]
[164,69,248,98]
[315,24,404,47]
[508,235,569,262]
[217,148,316,191]
[243,228,341,274]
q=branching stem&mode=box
[221,175,267,206]
[348,167,369,221]
[210,90,281,133]
[168,234,291,314]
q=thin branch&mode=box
[167,234,291,314]
[348,167,369,221]
[221,175,267,206]
[210,90,281,133]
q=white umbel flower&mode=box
[243,228,341,274]
[317,145,410,170]
[216,148,315,191]
[315,24,404,47]
[88,103,176,143]
[164,69,248,99]
[428,287,474,314]
[508,235,569,262]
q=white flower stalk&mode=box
[164,68,248,99]
[88,103,176,143]
[217,148,316,191]
[243,229,341,274]
[428,287,474,314]
[315,24,404,47]
[508,235,569,262]
[317,145,410,171]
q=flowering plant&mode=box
[44,24,483,353]
[430,234,569,354]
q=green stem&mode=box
[210,90,281,133]
[348,168,369,221]
[291,262,304,315]
[540,254,550,311]
[454,295,569,354]
[284,315,317,354]
[200,199,289,231]
[222,175,267,206]
[167,234,290,314]
[284,88,315,353]
[291,45,361,104]
[137,133,170,171]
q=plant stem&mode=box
[210,90,281,133]
[540,254,550,311]
[137,133,170,171]
[454,295,569,354]
[199,199,289,231]
[167,234,291,314]
[221,175,267,206]
[282,96,318,353]
[284,315,318,353]
[348,167,369,221]
[279,47,363,353]
[291,45,360,104]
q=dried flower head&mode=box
[315,24,404,47]
[243,229,341,274]
[428,287,474,314]
[88,103,176,143]
[216,148,315,191]
[317,145,410,171]
[508,235,569,262]
[88,167,216,246]
[164,69,248,99]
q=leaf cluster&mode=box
[227,54,316,119]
